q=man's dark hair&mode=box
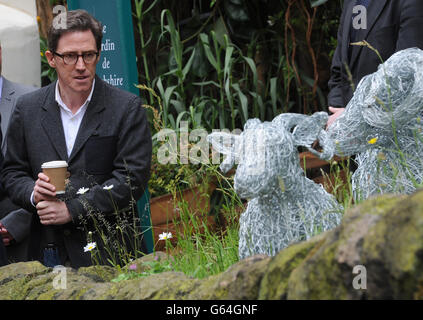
[47,9,103,52]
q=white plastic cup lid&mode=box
[41,161,68,169]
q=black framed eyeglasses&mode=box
[53,51,99,65]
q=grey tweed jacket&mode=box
[1,76,152,268]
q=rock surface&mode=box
[2,191,423,299]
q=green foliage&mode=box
[134,0,342,134]
[40,37,57,84]
[115,163,242,280]
[310,0,329,7]
[148,144,209,198]
[161,164,242,278]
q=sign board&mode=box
[67,0,139,95]
[67,0,153,253]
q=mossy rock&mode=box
[258,233,326,299]
[78,265,119,282]
[2,191,423,299]
[285,192,423,299]
[187,254,271,300]
[123,251,175,274]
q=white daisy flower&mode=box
[103,184,114,190]
[159,232,172,241]
[84,242,97,252]
[77,187,89,195]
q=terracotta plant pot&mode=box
[150,184,216,251]
[299,151,349,194]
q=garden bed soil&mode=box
[299,151,349,193]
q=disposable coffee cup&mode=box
[41,161,68,195]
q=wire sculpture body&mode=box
[208,113,343,259]
[328,48,423,201]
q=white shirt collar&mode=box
[55,78,95,115]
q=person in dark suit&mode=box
[327,0,423,127]
[0,115,7,267]
[1,10,152,268]
[0,41,37,264]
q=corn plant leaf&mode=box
[243,57,258,89]
[249,92,265,120]
[182,48,196,81]
[191,41,210,78]
[167,113,176,130]
[301,73,326,109]
[175,111,188,130]
[200,33,218,71]
[310,0,329,7]
[224,42,234,81]
[171,99,186,114]
[161,10,183,70]
[192,80,221,88]
[144,0,159,14]
[225,77,235,129]
[270,77,278,116]
[163,86,178,109]
[156,77,177,127]
[232,83,248,124]
[213,16,229,48]
[243,57,259,117]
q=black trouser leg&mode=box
[0,239,8,266]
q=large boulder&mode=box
[259,191,423,299]
[1,190,423,299]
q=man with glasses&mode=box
[1,10,152,268]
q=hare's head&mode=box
[208,112,332,199]
[329,48,423,155]
[208,119,295,199]
[359,48,423,127]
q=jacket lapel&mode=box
[68,77,105,163]
[1,78,15,105]
[341,0,356,65]
[41,82,69,161]
[349,0,388,70]
[0,79,16,145]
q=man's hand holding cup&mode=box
[34,172,58,204]
[35,161,72,225]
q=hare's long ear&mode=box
[272,113,309,132]
[207,132,241,173]
[244,118,262,130]
[291,112,334,160]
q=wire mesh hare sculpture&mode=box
[328,48,423,201]
[208,112,343,259]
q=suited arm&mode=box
[0,101,37,213]
[396,0,423,51]
[0,209,32,243]
[65,97,152,225]
[328,5,348,108]
[0,113,3,195]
